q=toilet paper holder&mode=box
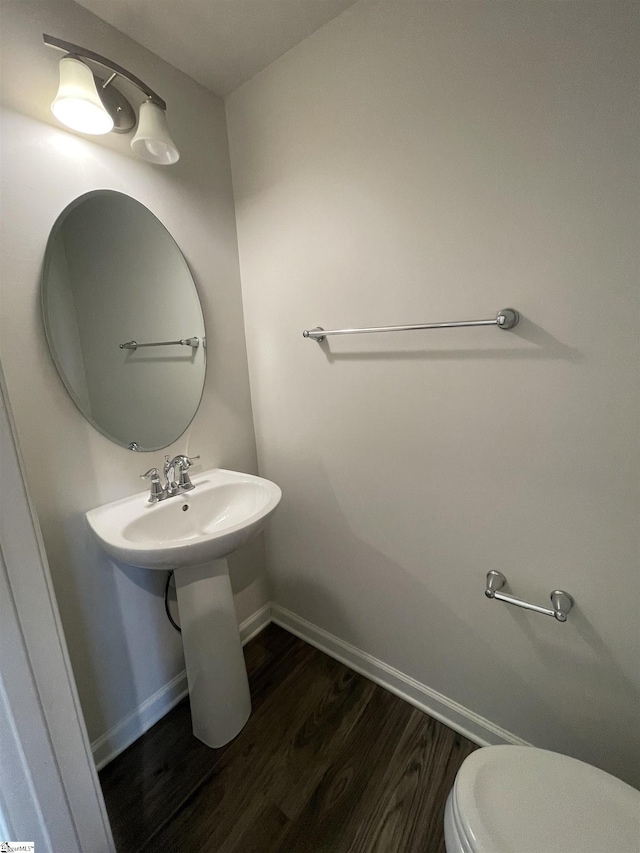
[485,571,574,622]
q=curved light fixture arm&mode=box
[43,33,166,110]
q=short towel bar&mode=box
[120,337,199,350]
[485,571,574,622]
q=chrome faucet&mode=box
[141,454,200,503]
[163,455,180,497]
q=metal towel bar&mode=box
[303,308,519,342]
[120,337,199,351]
[485,571,574,622]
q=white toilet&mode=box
[444,745,640,853]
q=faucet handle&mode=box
[140,468,164,503]
[180,454,200,467]
[174,454,200,491]
[171,454,199,470]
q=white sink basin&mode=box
[86,468,281,570]
[86,467,282,750]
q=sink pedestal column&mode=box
[174,558,251,748]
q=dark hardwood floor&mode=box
[100,624,477,852]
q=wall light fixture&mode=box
[43,34,179,165]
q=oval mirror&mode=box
[42,191,206,451]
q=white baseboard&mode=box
[239,602,272,645]
[92,669,189,771]
[92,603,273,770]
[271,604,530,749]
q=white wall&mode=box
[0,0,266,751]
[227,1,640,785]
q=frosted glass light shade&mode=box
[131,101,180,165]
[51,56,114,135]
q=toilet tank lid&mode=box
[453,745,640,853]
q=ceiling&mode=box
[73,0,357,96]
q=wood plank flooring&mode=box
[99,624,477,852]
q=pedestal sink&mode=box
[86,468,281,748]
